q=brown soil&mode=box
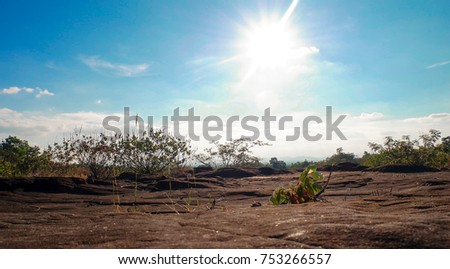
[0,171,449,248]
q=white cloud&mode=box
[96,99,102,105]
[426,60,450,69]
[292,46,320,57]
[1,87,22,94]
[403,113,450,123]
[1,106,449,161]
[0,108,112,146]
[359,112,384,120]
[80,55,150,77]
[35,89,55,98]
[1,87,54,98]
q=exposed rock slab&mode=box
[0,171,449,248]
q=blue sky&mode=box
[1,0,449,158]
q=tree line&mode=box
[1,129,449,178]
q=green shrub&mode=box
[0,160,14,177]
[48,129,192,178]
[326,147,356,164]
[366,129,449,169]
[270,166,330,205]
[195,138,267,168]
[116,130,191,175]
[49,132,115,179]
[313,147,357,167]
[0,136,49,176]
[269,157,287,170]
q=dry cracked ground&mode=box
[0,170,449,248]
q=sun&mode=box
[237,0,300,82]
[244,23,294,69]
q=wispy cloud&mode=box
[426,60,450,69]
[35,89,55,98]
[45,61,64,71]
[80,55,150,77]
[1,87,22,94]
[403,113,450,123]
[1,86,54,98]
[359,112,384,120]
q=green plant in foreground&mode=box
[270,166,331,205]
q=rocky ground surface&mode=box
[0,170,449,248]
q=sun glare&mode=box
[238,0,300,82]
[245,24,293,68]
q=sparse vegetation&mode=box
[270,166,331,205]
[49,132,115,179]
[47,129,192,179]
[364,129,449,169]
[164,189,200,214]
[115,130,191,175]
[195,137,268,168]
[1,129,448,180]
[289,130,449,170]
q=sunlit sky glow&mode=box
[239,0,299,81]
[1,0,449,159]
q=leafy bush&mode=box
[0,159,14,177]
[440,136,450,153]
[269,157,287,170]
[315,147,356,167]
[270,166,330,205]
[49,129,192,178]
[0,136,50,176]
[365,129,449,169]
[49,132,115,179]
[195,138,268,168]
[115,130,191,175]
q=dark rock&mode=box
[138,174,167,181]
[117,172,166,182]
[0,177,111,195]
[117,172,139,180]
[257,167,290,175]
[193,166,214,174]
[156,178,222,190]
[318,162,369,172]
[169,167,194,178]
[196,167,257,178]
[365,164,439,173]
